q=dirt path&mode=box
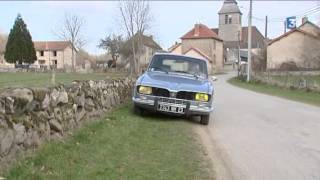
[195,73,320,180]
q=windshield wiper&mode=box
[174,70,201,79]
[150,67,168,74]
[173,70,189,74]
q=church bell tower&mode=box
[218,0,242,43]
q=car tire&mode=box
[133,104,143,116]
[200,115,210,125]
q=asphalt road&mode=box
[195,73,320,180]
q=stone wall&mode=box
[0,77,135,167]
[252,71,320,93]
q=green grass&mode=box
[4,104,212,180]
[228,77,320,107]
[0,72,126,89]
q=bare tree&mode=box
[119,0,151,75]
[0,33,7,54]
[55,13,86,72]
[0,33,7,63]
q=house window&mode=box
[40,51,44,56]
[225,15,228,24]
[51,60,57,69]
[38,60,45,64]
[53,51,57,57]
[228,15,232,24]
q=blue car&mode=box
[132,53,215,125]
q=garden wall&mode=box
[252,71,320,92]
[0,77,135,168]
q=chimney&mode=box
[194,24,200,37]
[302,16,308,24]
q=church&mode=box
[169,0,265,73]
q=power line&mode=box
[241,5,320,23]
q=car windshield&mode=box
[148,55,208,78]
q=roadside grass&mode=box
[228,77,320,107]
[0,72,126,89]
[4,103,212,180]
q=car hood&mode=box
[137,71,212,94]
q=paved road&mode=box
[195,73,320,180]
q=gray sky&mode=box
[0,1,318,55]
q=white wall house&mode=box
[33,41,76,70]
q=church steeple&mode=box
[218,0,242,42]
[218,0,242,15]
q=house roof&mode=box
[211,26,265,49]
[218,0,242,14]
[141,35,162,50]
[168,42,181,52]
[268,28,320,45]
[123,32,162,50]
[181,24,222,41]
[120,32,162,57]
[183,47,211,61]
[33,41,72,51]
[300,20,320,31]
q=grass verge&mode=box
[228,77,320,107]
[4,103,212,180]
[0,72,126,89]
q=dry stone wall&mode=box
[0,77,135,165]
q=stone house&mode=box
[267,20,320,70]
[33,41,76,70]
[119,33,162,70]
[0,41,76,70]
[169,23,224,74]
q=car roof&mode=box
[154,52,209,63]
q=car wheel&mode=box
[200,114,210,125]
[133,104,144,116]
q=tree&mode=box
[5,14,37,64]
[119,0,151,74]
[55,13,86,71]
[98,34,123,67]
[0,33,7,54]
[0,33,7,64]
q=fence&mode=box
[252,71,320,93]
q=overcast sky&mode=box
[0,1,318,55]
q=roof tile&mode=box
[181,24,222,41]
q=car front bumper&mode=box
[132,94,213,116]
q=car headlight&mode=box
[138,86,152,95]
[195,93,209,102]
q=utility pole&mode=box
[284,20,286,34]
[265,15,268,38]
[247,0,252,82]
[237,31,241,77]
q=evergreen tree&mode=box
[5,14,37,64]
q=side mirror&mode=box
[211,76,218,81]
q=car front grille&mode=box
[152,87,170,97]
[158,97,188,106]
[176,91,195,101]
[138,86,209,101]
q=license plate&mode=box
[157,104,185,114]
